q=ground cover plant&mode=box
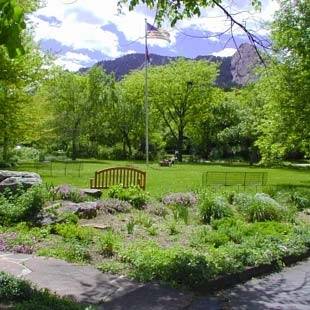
[0,271,93,310]
[1,184,310,291]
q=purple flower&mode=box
[0,239,7,252]
[162,192,198,207]
[12,245,33,254]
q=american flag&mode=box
[147,23,170,42]
[145,23,170,62]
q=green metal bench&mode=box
[202,171,268,186]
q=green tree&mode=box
[119,0,262,26]
[0,42,44,162]
[255,0,310,163]
[147,59,218,161]
[0,0,39,57]
[43,70,89,160]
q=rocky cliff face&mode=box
[81,43,261,88]
[230,43,261,85]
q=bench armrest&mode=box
[90,178,95,188]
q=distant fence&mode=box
[15,161,84,177]
[202,171,268,187]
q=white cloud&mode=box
[29,0,280,67]
[54,51,94,71]
[212,48,236,57]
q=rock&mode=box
[231,43,261,86]
[0,170,42,192]
[80,188,102,199]
[58,201,100,219]
[36,212,59,226]
[81,224,111,230]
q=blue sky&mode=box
[29,0,279,71]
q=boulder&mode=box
[0,170,42,192]
[80,188,102,199]
[58,201,100,219]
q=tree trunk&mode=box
[2,131,9,162]
[177,127,184,162]
[71,137,78,160]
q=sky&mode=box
[28,0,280,71]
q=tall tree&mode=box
[0,41,44,161]
[255,0,310,163]
[43,70,89,160]
[147,58,218,161]
[0,0,39,57]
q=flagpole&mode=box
[144,18,149,167]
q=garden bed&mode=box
[0,183,310,292]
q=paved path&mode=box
[0,252,309,309]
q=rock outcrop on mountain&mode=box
[231,43,261,85]
[81,43,261,88]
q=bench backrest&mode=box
[90,167,146,190]
[202,171,268,186]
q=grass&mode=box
[14,160,310,196]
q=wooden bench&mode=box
[90,167,146,190]
[202,171,268,187]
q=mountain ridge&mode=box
[80,43,260,88]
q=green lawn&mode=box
[15,160,310,196]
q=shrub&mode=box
[0,271,32,302]
[233,193,289,222]
[162,192,198,207]
[198,194,233,224]
[290,189,310,210]
[0,186,48,225]
[0,272,85,309]
[108,185,149,209]
[97,230,122,257]
[120,242,216,289]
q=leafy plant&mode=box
[0,272,32,302]
[97,230,122,257]
[134,212,153,228]
[170,203,189,224]
[37,241,90,263]
[190,227,230,248]
[290,189,310,210]
[126,218,135,234]
[0,186,48,225]
[166,220,179,235]
[198,193,233,224]
[0,272,85,309]
[107,185,149,209]
[146,225,158,236]
[52,224,95,244]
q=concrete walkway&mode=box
[0,252,309,309]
